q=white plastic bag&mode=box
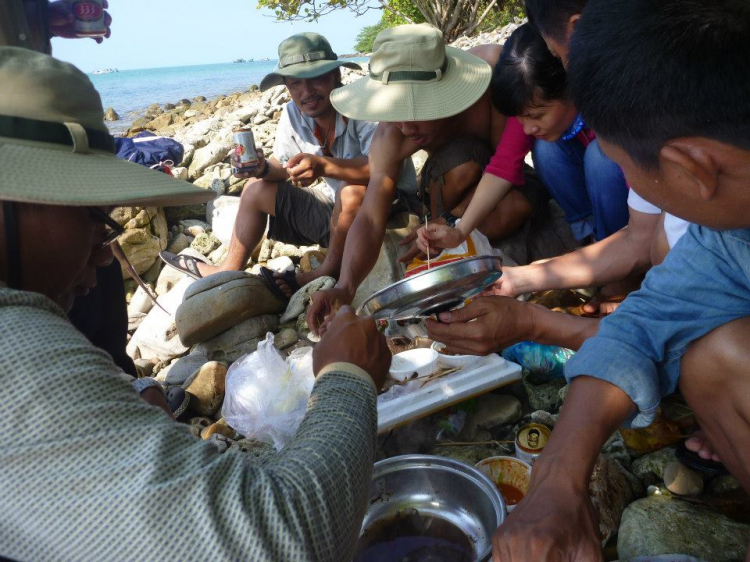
[222,333,315,450]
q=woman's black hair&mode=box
[490,23,568,117]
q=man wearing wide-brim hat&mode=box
[161,32,417,301]
[0,46,390,560]
[307,24,545,334]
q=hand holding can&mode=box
[57,0,110,39]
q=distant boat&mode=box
[233,58,254,63]
[92,68,118,75]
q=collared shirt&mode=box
[274,100,417,201]
[565,225,750,428]
[0,1,51,53]
[0,286,378,561]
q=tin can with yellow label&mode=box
[515,423,551,464]
[233,128,259,168]
[70,0,107,38]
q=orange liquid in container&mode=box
[497,482,525,506]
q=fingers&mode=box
[397,244,425,264]
[435,300,486,324]
[398,229,419,246]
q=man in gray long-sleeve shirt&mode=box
[0,47,390,561]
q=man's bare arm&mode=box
[496,208,660,297]
[320,155,370,185]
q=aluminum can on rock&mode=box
[233,128,260,168]
[515,423,551,464]
[70,0,107,37]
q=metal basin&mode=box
[357,255,503,321]
[358,454,506,561]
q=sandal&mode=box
[259,266,301,302]
[159,251,208,280]
[675,440,729,477]
[165,387,192,421]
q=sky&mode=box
[52,0,382,72]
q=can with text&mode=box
[233,128,260,168]
[515,423,551,464]
[70,0,107,38]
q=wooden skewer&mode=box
[425,216,431,270]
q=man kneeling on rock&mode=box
[0,47,392,561]
[162,32,416,299]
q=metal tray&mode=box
[357,255,502,321]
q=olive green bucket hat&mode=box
[0,47,213,208]
[259,32,361,91]
[331,24,491,122]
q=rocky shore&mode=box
[110,22,749,561]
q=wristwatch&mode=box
[256,159,271,179]
[439,211,459,228]
[132,377,164,395]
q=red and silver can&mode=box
[233,128,260,168]
[515,423,551,464]
[70,0,107,38]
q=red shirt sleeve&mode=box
[484,117,533,185]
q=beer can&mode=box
[233,128,260,168]
[515,423,551,464]
[70,0,107,38]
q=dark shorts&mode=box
[268,181,335,247]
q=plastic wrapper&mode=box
[501,341,574,378]
[222,333,315,450]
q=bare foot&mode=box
[196,261,219,277]
[685,430,722,462]
[272,269,319,298]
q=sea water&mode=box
[90,58,368,134]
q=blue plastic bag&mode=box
[502,341,574,379]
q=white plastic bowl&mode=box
[431,341,483,369]
[389,348,439,381]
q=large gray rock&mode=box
[632,446,678,486]
[352,212,421,309]
[617,496,750,561]
[280,276,336,323]
[127,277,195,362]
[194,315,279,363]
[175,271,285,346]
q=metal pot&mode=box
[358,454,506,561]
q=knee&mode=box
[240,179,269,206]
[337,184,365,212]
[680,317,750,398]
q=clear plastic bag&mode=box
[222,333,315,450]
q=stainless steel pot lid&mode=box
[357,255,502,321]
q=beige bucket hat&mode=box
[0,47,213,208]
[331,24,492,122]
[260,32,361,91]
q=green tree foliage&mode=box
[257,0,522,41]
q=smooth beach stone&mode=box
[155,353,209,385]
[208,244,228,265]
[166,232,190,255]
[127,277,195,362]
[280,276,336,323]
[299,249,326,272]
[207,195,241,246]
[184,362,228,417]
[134,358,155,378]
[617,496,750,562]
[170,166,188,181]
[266,256,294,273]
[192,315,279,363]
[180,219,211,237]
[472,394,522,431]
[632,446,678,486]
[175,271,284,346]
[274,328,299,350]
[589,454,639,546]
[146,112,173,131]
[128,284,155,316]
[664,461,704,496]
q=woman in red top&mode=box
[420,23,629,252]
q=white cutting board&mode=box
[377,354,522,433]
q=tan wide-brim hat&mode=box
[260,32,361,91]
[0,47,213,208]
[331,24,491,122]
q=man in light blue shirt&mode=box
[491,0,750,559]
